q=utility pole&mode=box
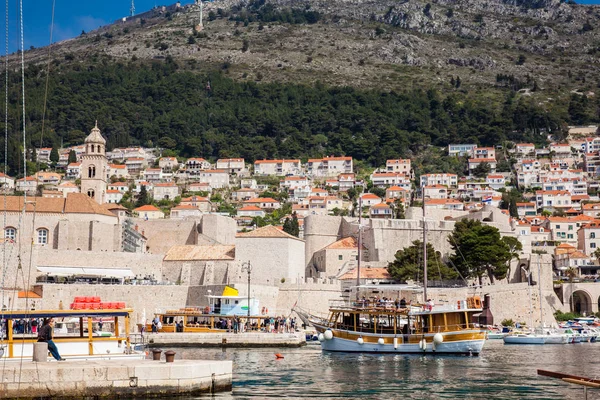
[241,261,252,331]
[195,0,204,31]
[130,0,135,17]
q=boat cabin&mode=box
[0,309,133,359]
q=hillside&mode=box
[0,0,599,173]
[18,0,600,91]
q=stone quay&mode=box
[0,358,232,398]
[146,332,307,348]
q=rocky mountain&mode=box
[14,0,598,95]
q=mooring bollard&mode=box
[164,350,176,363]
[33,342,48,362]
[151,349,162,361]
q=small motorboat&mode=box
[503,332,546,345]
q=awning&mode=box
[37,266,134,278]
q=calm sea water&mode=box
[172,340,600,399]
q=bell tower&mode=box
[80,121,108,204]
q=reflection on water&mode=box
[173,340,600,399]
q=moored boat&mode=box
[308,296,487,355]
[0,308,141,360]
[503,332,547,345]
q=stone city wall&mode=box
[133,218,199,254]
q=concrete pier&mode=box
[0,359,232,398]
[147,332,306,348]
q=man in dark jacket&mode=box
[37,318,64,361]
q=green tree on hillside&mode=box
[49,147,59,164]
[68,150,77,164]
[136,185,151,207]
[448,219,515,285]
[388,240,458,283]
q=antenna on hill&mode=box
[130,0,135,17]
[195,0,204,31]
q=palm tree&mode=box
[565,267,578,313]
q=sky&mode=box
[1,0,599,53]
[1,1,197,53]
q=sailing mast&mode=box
[537,254,543,328]
[356,197,362,301]
[422,184,428,302]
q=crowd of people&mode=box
[2,318,40,335]
[356,296,410,309]
[147,315,298,334]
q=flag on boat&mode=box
[482,195,492,204]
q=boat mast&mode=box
[356,197,362,301]
[422,184,427,302]
[537,254,543,328]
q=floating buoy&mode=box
[275,353,284,359]
[393,337,398,350]
[378,338,385,345]
[357,337,364,345]
[433,333,444,345]
[324,330,334,340]
[318,333,325,342]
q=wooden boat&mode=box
[296,197,489,355]
[140,307,272,333]
[0,308,142,360]
[303,296,487,355]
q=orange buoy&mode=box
[275,353,284,359]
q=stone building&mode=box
[236,225,305,284]
[80,122,108,204]
[1,193,120,252]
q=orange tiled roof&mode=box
[339,267,391,280]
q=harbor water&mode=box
[168,340,600,399]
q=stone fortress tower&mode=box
[80,121,108,204]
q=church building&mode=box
[80,122,108,204]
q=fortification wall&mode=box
[304,215,344,267]
[199,214,237,246]
[133,218,199,254]
[30,284,189,331]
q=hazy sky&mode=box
[1,0,599,52]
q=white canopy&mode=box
[37,266,134,278]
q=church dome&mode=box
[84,121,106,145]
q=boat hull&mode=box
[503,335,546,344]
[315,327,485,355]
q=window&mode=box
[568,225,573,231]
[5,227,16,241]
[591,243,597,249]
[37,228,48,245]
[567,234,573,239]
[88,165,96,178]
[87,189,95,198]
[592,233,596,239]
[556,225,561,229]
[338,255,343,261]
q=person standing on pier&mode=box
[37,318,65,361]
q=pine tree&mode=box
[282,217,292,235]
[290,213,300,237]
[68,150,77,164]
[136,185,150,207]
[49,147,59,164]
[509,198,519,218]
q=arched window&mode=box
[37,228,48,245]
[88,165,96,178]
[4,227,16,241]
[87,189,95,198]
